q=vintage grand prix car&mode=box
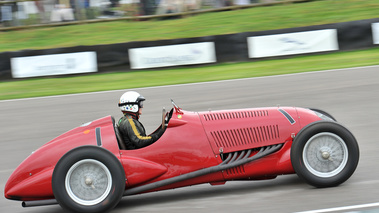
[4,100,359,213]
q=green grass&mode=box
[1,47,379,100]
[1,0,379,100]
[1,0,379,52]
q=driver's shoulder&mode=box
[118,115,137,126]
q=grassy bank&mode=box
[0,0,379,52]
[1,47,379,100]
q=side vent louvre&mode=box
[225,165,246,176]
[203,110,269,121]
[210,125,279,148]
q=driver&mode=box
[117,91,165,150]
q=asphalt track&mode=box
[1,66,379,213]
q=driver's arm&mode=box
[120,118,163,149]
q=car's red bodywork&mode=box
[5,106,322,202]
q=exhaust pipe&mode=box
[22,199,58,207]
[124,144,283,196]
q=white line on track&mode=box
[1,65,379,103]
[295,202,379,213]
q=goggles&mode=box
[118,101,144,108]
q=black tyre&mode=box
[52,146,125,213]
[291,121,359,188]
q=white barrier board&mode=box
[129,42,216,69]
[11,52,97,78]
[248,29,339,58]
[372,23,379,44]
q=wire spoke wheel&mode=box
[291,121,359,188]
[65,159,112,206]
[303,132,348,178]
[52,146,125,213]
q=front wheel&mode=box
[52,146,125,213]
[291,121,359,188]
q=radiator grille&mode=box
[210,125,279,148]
[203,110,269,121]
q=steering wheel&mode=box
[162,108,166,129]
[161,107,173,129]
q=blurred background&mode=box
[0,0,280,28]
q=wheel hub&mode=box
[85,177,93,187]
[321,151,330,159]
[320,147,332,160]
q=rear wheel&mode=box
[291,121,359,188]
[52,146,125,213]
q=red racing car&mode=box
[4,100,359,213]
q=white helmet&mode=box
[118,91,145,113]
